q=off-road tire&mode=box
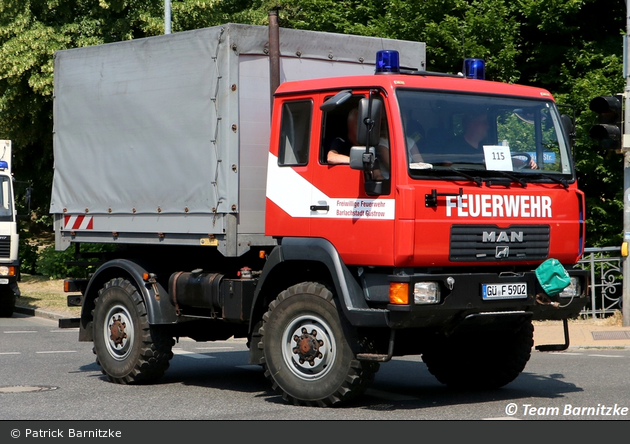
[92,278,174,384]
[258,282,378,406]
[422,320,534,389]
[0,287,16,318]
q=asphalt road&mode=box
[2,313,630,421]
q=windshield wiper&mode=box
[484,170,528,188]
[438,168,569,189]
[443,168,483,187]
[527,173,569,189]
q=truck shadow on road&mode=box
[98,350,583,411]
[352,358,582,412]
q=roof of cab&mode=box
[274,73,554,101]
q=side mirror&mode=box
[16,185,32,220]
[349,146,374,170]
[25,186,32,209]
[320,90,352,112]
[561,114,575,147]
[357,98,381,146]
[349,146,390,195]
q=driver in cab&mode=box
[446,112,538,169]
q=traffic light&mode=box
[589,95,623,150]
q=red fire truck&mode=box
[53,24,588,406]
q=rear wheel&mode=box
[258,282,378,406]
[422,320,534,389]
[92,278,174,384]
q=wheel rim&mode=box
[103,304,135,361]
[282,314,337,381]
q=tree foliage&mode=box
[0,0,625,247]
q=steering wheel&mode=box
[511,152,532,169]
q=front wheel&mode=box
[422,320,534,390]
[258,282,378,406]
[0,286,16,317]
[92,278,174,384]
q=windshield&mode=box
[397,90,573,180]
[0,176,14,222]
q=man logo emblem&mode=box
[496,246,509,258]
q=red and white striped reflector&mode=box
[64,215,94,230]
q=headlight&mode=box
[414,282,440,304]
[558,277,581,298]
[0,266,10,276]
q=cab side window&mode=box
[278,100,312,166]
[320,94,364,164]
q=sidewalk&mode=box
[534,320,630,349]
[15,304,630,349]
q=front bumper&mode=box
[386,268,588,331]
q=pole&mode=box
[268,8,281,117]
[623,0,630,326]
[164,0,171,35]
[623,152,630,326]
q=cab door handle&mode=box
[310,205,329,211]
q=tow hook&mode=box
[536,293,559,308]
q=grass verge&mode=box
[16,274,80,318]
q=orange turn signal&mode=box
[389,282,409,305]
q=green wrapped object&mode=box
[535,258,571,296]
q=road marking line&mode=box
[194,347,234,350]
[3,331,37,334]
[0,352,20,355]
[36,350,77,354]
[545,352,584,355]
[172,349,215,359]
[587,354,624,358]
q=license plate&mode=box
[482,283,527,300]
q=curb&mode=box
[14,305,72,322]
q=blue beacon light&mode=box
[463,58,485,80]
[0,161,8,171]
[375,50,400,74]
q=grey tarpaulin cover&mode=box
[50,28,222,216]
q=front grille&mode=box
[0,236,10,258]
[450,225,549,262]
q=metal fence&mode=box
[577,247,623,318]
